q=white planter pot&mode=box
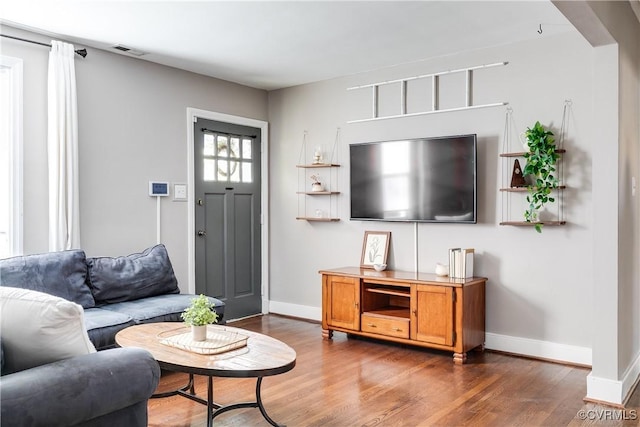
[191,325,207,342]
[311,182,324,192]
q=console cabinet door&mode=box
[410,284,454,346]
[325,275,360,331]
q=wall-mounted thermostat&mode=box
[149,181,169,196]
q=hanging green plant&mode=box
[522,121,559,233]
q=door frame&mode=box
[186,107,269,315]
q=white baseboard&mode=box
[268,300,322,322]
[485,332,592,366]
[587,351,640,405]
[268,300,640,407]
[587,374,624,405]
[267,300,592,365]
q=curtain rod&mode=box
[0,34,87,57]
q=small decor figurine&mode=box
[310,174,324,192]
[313,146,323,164]
[510,159,527,188]
[435,263,449,277]
[181,294,219,342]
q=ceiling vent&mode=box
[112,44,147,57]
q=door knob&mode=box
[197,230,207,237]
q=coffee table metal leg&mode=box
[206,377,283,427]
[255,377,284,427]
[155,374,284,426]
[151,373,196,399]
[207,376,213,427]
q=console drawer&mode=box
[361,313,409,339]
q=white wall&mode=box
[553,0,640,405]
[268,31,596,364]
[0,25,268,291]
[555,0,640,405]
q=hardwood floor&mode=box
[148,314,639,426]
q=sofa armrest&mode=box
[0,347,160,426]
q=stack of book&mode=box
[448,248,474,278]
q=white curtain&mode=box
[48,41,80,251]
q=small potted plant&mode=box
[181,294,219,341]
[522,121,559,233]
[310,174,324,192]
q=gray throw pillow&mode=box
[87,244,180,304]
[0,249,95,309]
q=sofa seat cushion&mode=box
[0,287,96,374]
[88,244,180,304]
[0,249,95,308]
[84,308,135,351]
[99,294,225,324]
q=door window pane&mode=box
[203,134,215,156]
[204,159,216,181]
[230,161,240,182]
[242,162,252,183]
[217,136,229,157]
[242,139,252,160]
[230,137,240,159]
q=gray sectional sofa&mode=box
[0,244,225,349]
[0,244,225,426]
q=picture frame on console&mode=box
[360,231,391,268]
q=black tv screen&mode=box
[350,134,477,223]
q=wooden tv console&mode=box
[320,267,486,364]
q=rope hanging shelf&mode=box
[499,100,572,228]
[346,61,509,123]
[296,128,341,221]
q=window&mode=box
[203,132,253,183]
[0,56,23,258]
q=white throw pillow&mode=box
[0,287,97,374]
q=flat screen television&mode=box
[350,134,477,223]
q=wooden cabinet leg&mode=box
[473,344,485,352]
[322,328,333,340]
[453,352,467,364]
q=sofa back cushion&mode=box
[0,249,95,309]
[88,244,180,304]
[0,287,97,374]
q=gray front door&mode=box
[194,118,262,321]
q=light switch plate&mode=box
[174,183,187,201]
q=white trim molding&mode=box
[265,301,596,367]
[587,351,640,406]
[268,300,322,322]
[485,332,592,366]
[185,108,269,313]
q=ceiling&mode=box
[0,1,577,91]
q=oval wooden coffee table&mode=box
[115,322,296,427]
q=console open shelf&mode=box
[364,286,410,298]
[364,308,411,320]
